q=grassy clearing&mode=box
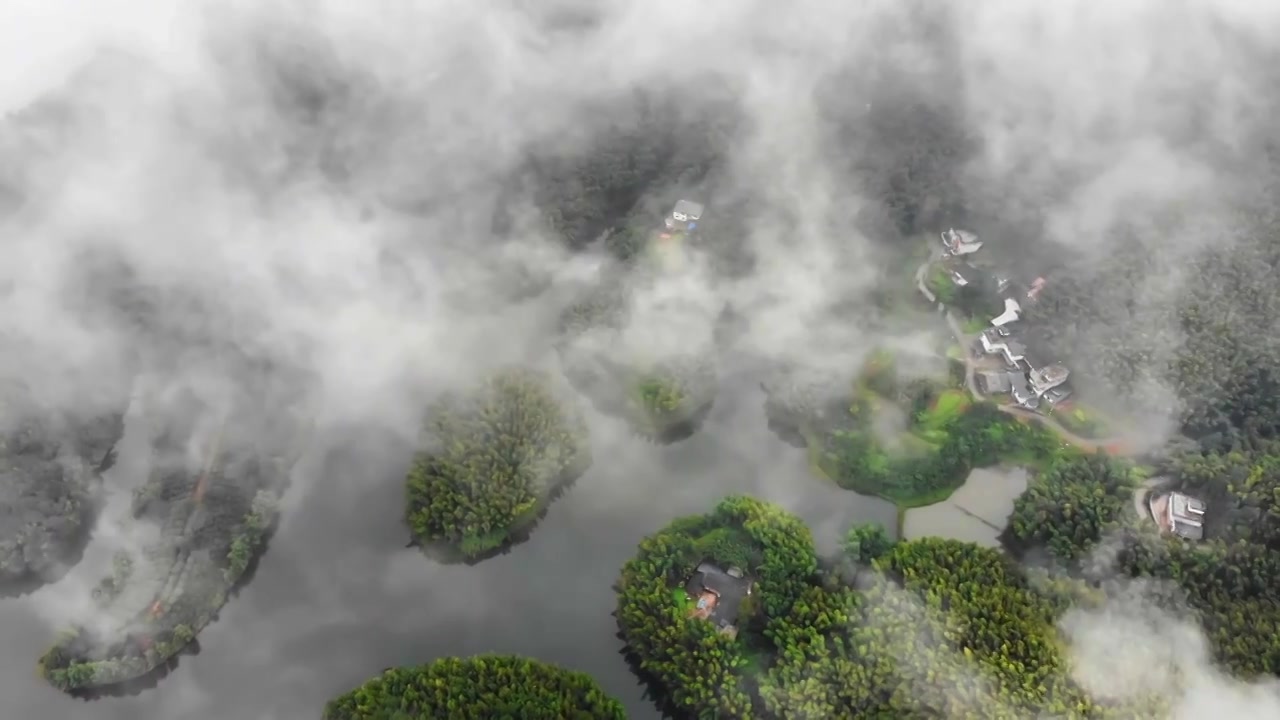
[918,389,971,432]
[926,265,957,304]
[962,316,988,334]
[1050,403,1111,439]
[671,586,691,613]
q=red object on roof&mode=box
[1027,276,1047,300]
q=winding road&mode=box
[914,259,1140,456]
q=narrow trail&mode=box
[917,260,1142,457]
[193,419,226,506]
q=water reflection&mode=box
[0,369,895,720]
[902,467,1029,548]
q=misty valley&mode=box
[5,3,1280,719]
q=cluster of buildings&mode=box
[938,228,1070,413]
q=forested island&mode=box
[0,384,124,596]
[37,369,312,694]
[404,368,591,561]
[615,494,1149,718]
[557,279,717,444]
[322,655,626,720]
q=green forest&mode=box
[322,655,626,720]
[404,368,591,560]
[615,495,1179,719]
[765,349,1057,507]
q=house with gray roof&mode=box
[684,561,752,637]
[976,371,1013,395]
[665,200,705,233]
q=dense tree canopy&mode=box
[1096,441,1280,679]
[615,496,819,717]
[0,392,123,592]
[323,655,626,720]
[1004,453,1137,563]
[617,496,1165,719]
[405,368,590,559]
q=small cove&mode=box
[902,466,1030,548]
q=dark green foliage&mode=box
[1116,534,1280,679]
[405,368,590,559]
[1105,442,1280,678]
[842,522,893,564]
[323,655,626,720]
[1170,441,1280,546]
[1022,223,1280,448]
[1004,453,1136,562]
[527,91,732,251]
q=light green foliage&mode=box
[927,265,957,304]
[323,655,626,720]
[405,368,591,558]
[767,353,1058,506]
[824,401,1058,507]
[635,375,684,415]
[916,388,971,432]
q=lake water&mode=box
[902,466,1030,547]
[0,359,896,720]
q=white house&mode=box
[941,228,983,256]
[666,200,705,231]
[991,297,1022,327]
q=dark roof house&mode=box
[685,561,752,635]
[977,371,1013,395]
[1043,385,1073,406]
[1010,374,1039,410]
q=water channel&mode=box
[0,357,898,720]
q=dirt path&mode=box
[919,260,1141,457]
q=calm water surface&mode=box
[0,364,896,720]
